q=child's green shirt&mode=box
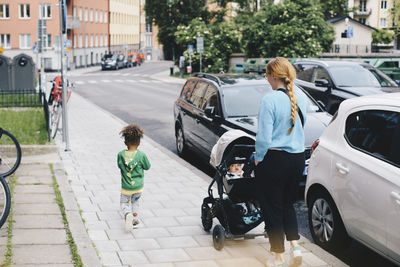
[117,149,151,195]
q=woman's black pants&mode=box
[255,150,305,253]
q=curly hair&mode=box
[266,57,297,134]
[120,124,144,147]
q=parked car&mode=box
[101,54,124,70]
[122,55,131,68]
[173,74,332,186]
[293,60,400,115]
[127,53,138,67]
[243,58,260,73]
[305,93,400,264]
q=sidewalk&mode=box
[1,64,347,266]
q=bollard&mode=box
[170,66,174,76]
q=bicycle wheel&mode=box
[0,128,22,177]
[50,103,62,139]
[0,177,11,228]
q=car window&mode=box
[189,81,208,108]
[201,86,219,113]
[181,80,196,102]
[222,84,321,117]
[345,110,400,166]
[311,66,330,83]
[329,65,397,87]
[295,64,315,82]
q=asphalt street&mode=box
[58,61,397,267]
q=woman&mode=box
[255,57,307,267]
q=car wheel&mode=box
[176,125,187,157]
[308,190,350,251]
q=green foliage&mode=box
[145,0,209,59]
[320,0,350,19]
[240,0,335,58]
[175,18,241,73]
[392,1,400,36]
[372,29,395,45]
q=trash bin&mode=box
[235,63,244,74]
[170,66,174,76]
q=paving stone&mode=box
[302,252,330,267]
[81,212,99,222]
[132,228,171,239]
[13,215,64,229]
[93,240,120,252]
[85,220,109,231]
[0,245,6,263]
[14,185,54,194]
[141,217,179,228]
[12,264,74,267]
[217,257,265,267]
[88,229,109,241]
[175,216,202,226]
[156,236,199,249]
[99,251,122,266]
[105,229,135,240]
[12,244,72,265]
[13,203,60,215]
[134,263,174,267]
[174,261,219,267]
[224,244,270,260]
[118,238,160,251]
[17,175,53,185]
[13,193,56,204]
[12,229,67,245]
[149,208,187,217]
[167,226,207,236]
[184,247,232,260]
[118,251,149,265]
[144,248,190,263]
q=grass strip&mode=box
[1,176,16,267]
[49,164,83,267]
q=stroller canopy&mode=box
[210,129,255,168]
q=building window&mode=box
[84,8,88,22]
[360,0,367,11]
[85,35,88,47]
[380,18,387,28]
[74,34,77,48]
[95,10,98,22]
[105,35,108,46]
[0,34,10,48]
[359,18,366,24]
[95,35,98,47]
[40,4,51,19]
[43,34,51,48]
[0,4,9,19]
[90,35,93,47]
[100,35,103,46]
[99,11,103,23]
[79,35,82,48]
[146,35,152,47]
[19,34,31,49]
[104,11,107,23]
[78,8,82,21]
[73,7,76,18]
[90,9,93,22]
[19,4,30,19]
[146,23,152,33]
[381,0,387,9]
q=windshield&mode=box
[329,65,397,87]
[222,84,321,117]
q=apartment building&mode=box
[0,0,61,70]
[109,0,139,55]
[67,0,109,68]
[139,0,162,60]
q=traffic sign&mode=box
[196,37,204,53]
[64,39,72,48]
[33,43,38,54]
[188,45,194,55]
[347,26,354,38]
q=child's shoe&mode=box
[125,213,133,231]
[132,219,140,227]
[289,246,302,267]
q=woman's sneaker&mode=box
[266,259,287,267]
[289,246,302,267]
[125,213,134,231]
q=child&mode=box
[226,163,243,179]
[118,124,151,231]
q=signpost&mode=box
[196,37,203,73]
[187,45,193,75]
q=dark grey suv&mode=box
[294,60,400,115]
[173,74,332,185]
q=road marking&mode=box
[114,79,124,82]
[138,80,149,83]
[88,80,98,84]
[101,80,111,83]
[132,74,140,76]
[122,73,130,76]
[127,79,135,82]
[74,81,85,85]
[151,80,161,83]
[141,74,149,77]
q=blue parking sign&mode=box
[347,26,354,38]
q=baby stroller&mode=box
[201,130,266,250]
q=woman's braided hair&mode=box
[120,124,144,146]
[266,57,297,134]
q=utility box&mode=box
[12,54,35,91]
[0,55,12,90]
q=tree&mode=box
[241,0,335,58]
[175,18,241,73]
[144,0,209,60]
[391,0,400,37]
[320,0,350,19]
[372,29,395,45]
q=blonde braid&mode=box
[286,79,297,134]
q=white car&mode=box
[305,93,400,265]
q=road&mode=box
[61,61,397,267]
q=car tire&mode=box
[176,125,187,157]
[308,190,350,251]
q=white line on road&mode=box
[88,80,98,84]
[74,81,85,85]
[114,79,124,82]
[101,80,111,83]
[138,80,149,83]
[122,73,130,76]
[127,80,135,82]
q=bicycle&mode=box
[0,127,21,228]
[48,76,72,139]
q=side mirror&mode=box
[315,79,330,87]
[204,106,215,118]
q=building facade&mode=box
[139,0,163,60]
[0,0,61,70]
[109,0,139,55]
[67,0,109,69]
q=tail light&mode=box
[310,139,319,155]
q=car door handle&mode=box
[335,162,349,175]
[391,191,400,205]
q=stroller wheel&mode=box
[201,203,213,231]
[213,224,225,250]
